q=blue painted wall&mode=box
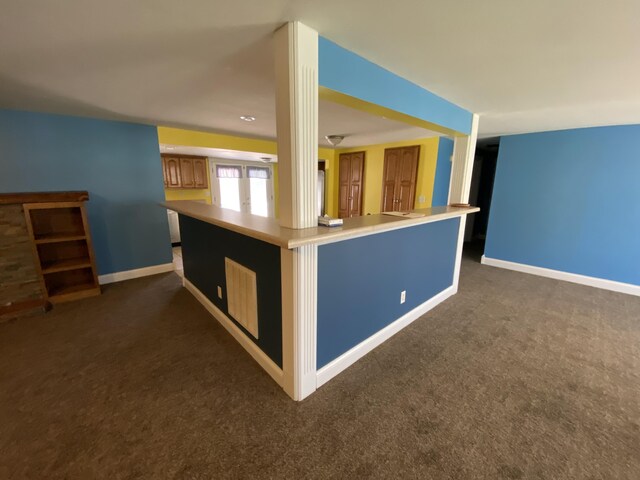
[319,37,473,135]
[432,137,454,206]
[0,109,172,275]
[317,218,460,368]
[485,125,640,286]
[179,215,283,367]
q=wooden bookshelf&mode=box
[34,233,87,244]
[23,199,100,304]
[41,258,93,274]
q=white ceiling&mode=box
[161,101,438,159]
[0,0,638,139]
[319,101,437,147]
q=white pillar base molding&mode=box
[452,215,467,292]
[281,245,318,401]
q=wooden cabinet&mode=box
[162,160,168,188]
[193,158,207,188]
[179,158,195,188]
[164,156,182,188]
[162,155,208,189]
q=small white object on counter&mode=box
[318,215,343,227]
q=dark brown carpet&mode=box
[1,247,639,479]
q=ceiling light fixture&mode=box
[240,115,256,122]
[325,135,345,147]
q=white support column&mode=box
[448,114,480,291]
[448,113,480,204]
[275,21,319,401]
[274,21,318,229]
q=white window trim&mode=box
[209,158,275,218]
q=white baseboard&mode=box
[183,278,285,387]
[316,284,456,388]
[481,255,640,297]
[98,263,174,285]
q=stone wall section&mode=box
[0,204,44,309]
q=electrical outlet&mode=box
[400,290,406,304]
[418,195,425,203]
[217,286,223,299]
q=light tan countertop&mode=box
[162,201,479,249]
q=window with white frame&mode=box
[211,161,274,218]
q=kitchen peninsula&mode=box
[163,200,478,399]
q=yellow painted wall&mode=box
[158,127,337,219]
[157,127,277,154]
[332,137,440,217]
[158,127,278,206]
[164,187,211,203]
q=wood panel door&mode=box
[164,157,182,188]
[193,158,208,188]
[381,146,420,212]
[180,158,195,188]
[338,152,365,218]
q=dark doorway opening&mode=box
[464,137,500,261]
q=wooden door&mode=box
[193,158,208,188]
[338,152,365,218]
[381,146,420,212]
[381,149,401,212]
[164,156,182,188]
[180,158,195,188]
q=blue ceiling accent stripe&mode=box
[318,37,473,135]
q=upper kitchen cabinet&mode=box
[193,158,207,188]
[180,158,195,188]
[163,156,182,188]
[162,155,208,189]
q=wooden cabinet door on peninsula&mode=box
[162,155,208,189]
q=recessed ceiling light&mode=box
[240,115,256,122]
